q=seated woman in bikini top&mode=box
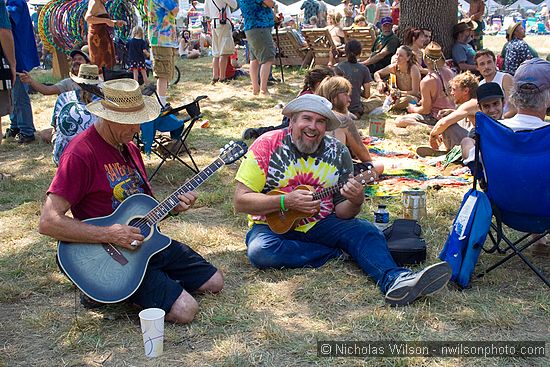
[373,45,422,110]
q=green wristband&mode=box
[280,195,288,212]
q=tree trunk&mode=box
[399,0,458,58]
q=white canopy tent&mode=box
[458,0,470,13]
[485,0,505,14]
[506,0,539,11]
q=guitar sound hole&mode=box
[128,218,151,238]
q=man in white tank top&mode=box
[474,49,516,118]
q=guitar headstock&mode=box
[219,140,248,164]
[354,165,379,186]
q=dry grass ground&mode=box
[0,36,549,367]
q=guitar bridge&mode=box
[102,243,128,265]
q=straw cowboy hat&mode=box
[506,22,522,41]
[423,42,446,68]
[87,79,161,124]
[70,64,101,85]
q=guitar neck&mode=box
[312,183,343,201]
[311,170,377,201]
[143,158,224,224]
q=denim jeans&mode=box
[245,215,408,293]
[10,76,35,136]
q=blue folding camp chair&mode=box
[474,112,550,288]
[137,96,207,180]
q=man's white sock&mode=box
[159,96,167,106]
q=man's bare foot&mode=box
[260,90,270,97]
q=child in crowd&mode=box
[179,29,192,58]
[225,46,248,80]
[126,26,149,85]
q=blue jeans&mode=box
[10,76,35,136]
[245,215,408,293]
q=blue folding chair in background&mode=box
[138,96,207,180]
[474,112,550,288]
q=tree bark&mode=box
[399,0,458,58]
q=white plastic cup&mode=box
[138,308,165,358]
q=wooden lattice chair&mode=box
[343,26,377,60]
[272,28,309,67]
[301,28,340,66]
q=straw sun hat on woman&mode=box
[87,79,160,124]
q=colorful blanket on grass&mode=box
[363,137,472,197]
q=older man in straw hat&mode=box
[39,79,223,323]
[233,94,451,306]
[503,22,537,75]
[396,42,455,130]
[451,19,478,72]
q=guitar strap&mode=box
[121,144,154,198]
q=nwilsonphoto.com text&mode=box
[317,341,547,358]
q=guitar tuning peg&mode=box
[229,140,234,144]
[370,177,374,181]
[224,143,229,149]
[219,148,224,154]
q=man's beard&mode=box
[292,133,323,154]
[482,68,495,79]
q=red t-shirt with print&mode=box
[48,125,152,220]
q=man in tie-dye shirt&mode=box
[234,94,452,306]
[147,0,178,108]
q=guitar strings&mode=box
[130,158,226,230]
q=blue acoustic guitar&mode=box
[57,141,248,304]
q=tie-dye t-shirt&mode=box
[235,128,353,232]
[147,0,178,48]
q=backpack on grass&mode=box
[439,188,492,288]
[383,219,427,266]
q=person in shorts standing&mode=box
[205,0,237,83]
[148,0,178,108]
[238,0,275,96]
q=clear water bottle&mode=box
[381,96,392,112]
[374,204,390,230]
